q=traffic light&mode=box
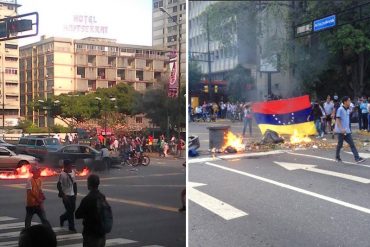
[214,85,218,93]
[204,85,208,93]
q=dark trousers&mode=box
[83,234,106,247]
[336,133,360,161]
[361,113,368,130]
[25,206,50,229]
[61,195,76,230]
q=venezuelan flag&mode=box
[252,95,317,136]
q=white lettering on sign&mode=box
[63,15,108,34]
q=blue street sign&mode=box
[313,15,336,32]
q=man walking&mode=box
[76,174,110,247]
[57,159,77,232]
[335,96,365,163]
[25,166,51,229]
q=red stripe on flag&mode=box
[252,95,311,114]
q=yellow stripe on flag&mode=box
[258,121,317,136]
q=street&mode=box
[0,157,185,247]
[189,121,370,247]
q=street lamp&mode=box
[159,6,182,141]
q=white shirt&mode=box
[323,101,334,115]
[101,148,110,158]
[58,170,76,196]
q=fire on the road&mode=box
[290,129,311,144]
[223,131,245,152]
[0,165,90,179]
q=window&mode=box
[5,57,17,62]
[62,146,80,153]
[5,44,18,49]
[28,139,36,146]
[158,0,163,7]
[173,6,177,12]
[36,140,44,146]
[6,95,18,101]
[153,2,158,8]
[5,68,17,75]
[136,117,143,124]
[45,138,60,145]
[19,138,28,145]
[167,35,177,42]
[6,82,17,87]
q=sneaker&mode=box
[321,132,324,138]
[335,158,342,162]
[356,157,366,163]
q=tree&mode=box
[189,61,203,95]
[226,64,255,102]
[137,83,186,134]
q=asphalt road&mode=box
[189,148,370,247]
[0,157,185,247]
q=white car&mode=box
[0,146,38,171]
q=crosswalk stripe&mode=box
[0,233,83,247]
[0,227,64,239]
[0,217,16,222]
[60,238,137,247]
[0,222,37,230]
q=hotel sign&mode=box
[64,15,108,34]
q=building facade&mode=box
[0,1,20,127]
[152,0,186,80]
[19,36,170,129]
[189,1,296,102]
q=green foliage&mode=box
[16,119,33,132]
[226,64,254,102]
[50,124,70,133]
[138,84,185,132]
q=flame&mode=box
[76,167,89,177]
[0,165,57,180]
[290,129,311,144]
[223,131,245,152]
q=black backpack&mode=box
[96,195,113,235]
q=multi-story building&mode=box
[19,36,170,129]
[152,0,186,80]
[0,1,21,127]
[189,1,296,102]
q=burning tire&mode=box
[17,160,29,168]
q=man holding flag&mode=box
[334,96,365,163]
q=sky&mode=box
[16,0,153,46]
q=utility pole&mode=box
[206,13,213,102]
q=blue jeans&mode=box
[243,118,252,136]
[315,119,322,136]
[336,133,360,161]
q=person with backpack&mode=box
[75,174,112,247]
[57,159,77,233]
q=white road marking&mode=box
[189,150,284,164]
[346,152,370,159]
[60,238,137,247]
[0,217,16,222]
[204,162,370,215]
[0,222,36,230]
[0,233,83,247]
[0,227,64,239]
[274,161,370,184]
[286,152,370,168]
[188,182,248,220]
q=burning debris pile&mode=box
[222,131,246,153]
[0,165,90,180]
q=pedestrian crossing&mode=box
[0,216,165,247]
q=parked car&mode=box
[45,144,118,171]
[16,136,62,160]
[0,146,38,171]
[0,139,16,151]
